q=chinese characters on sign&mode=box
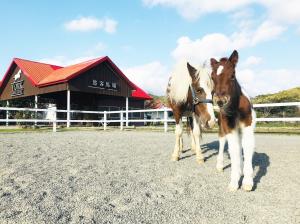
[89,79,119,91]
[11,69,25,97]
[11,80,25,97]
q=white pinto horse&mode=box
[167,61,216,163]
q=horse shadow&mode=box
[252,152,270,190]
[180,140,270,190]
[181,140,230,167]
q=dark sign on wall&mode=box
[11,70,25,97]
[88,79,119,91]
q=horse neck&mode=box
[223,79,242,117]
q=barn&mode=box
[0,56,152,126]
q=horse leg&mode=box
[190,130,196,153]
[193,115,204,164]
[188,117,196,153]
[171,120,183,161]
[216,136,226,172]
[241,125,255,191]
[226,130,242,191]
[180,137,184,153]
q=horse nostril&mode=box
[217,101,224,107]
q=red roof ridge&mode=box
[38,56,107,86]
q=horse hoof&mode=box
[228,184,238,192]
[242,184,253,192]
[171,156,179,161]
[216,167,223,172]
[196,158,204,164]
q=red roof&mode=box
[0,56,152,100]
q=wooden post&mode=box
[67,90,70,128]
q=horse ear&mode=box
[187,62,197,81]
[229,50,239,67]
[210,58,218,71]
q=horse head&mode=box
[210,50,240,109]
[187,62,216,129]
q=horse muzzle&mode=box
[213,95,230,108]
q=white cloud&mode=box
[143,0,300,25]
[64,17,118,33]
[102,18,118,33]
[171,34,232,63]
[237,68,300,97]
[242,56,262,67]
[251,20,285,45]
[260,0,300,25]
[172,20,285,63]
[124,61,169,95]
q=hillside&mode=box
[252,87,300,103]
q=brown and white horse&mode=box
[167,61,216,164]
[211,50,256,191]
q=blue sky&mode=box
[0,0,300,96]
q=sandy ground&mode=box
[0,130,299,224]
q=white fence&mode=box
[0,102,300,132]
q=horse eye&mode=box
[196,88,203,93]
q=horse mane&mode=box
[167,61,193,103]
[167,60,213,104]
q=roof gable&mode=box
[0,56,152,100]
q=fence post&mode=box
[126,97,129,127]
[52,106,57,132]
[104,111,107,130]
[6,101,9,126]
[120,111,123,131]
[164,108,168,133]
[34,95,38,126]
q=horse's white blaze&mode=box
[168,61,192,103]
[217,65,224,75]
[199,66,216,127]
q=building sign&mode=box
[88,79,119,91]
[11,69,25,97]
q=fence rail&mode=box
[0,102,299,132]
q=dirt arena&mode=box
[0,131,299,224]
